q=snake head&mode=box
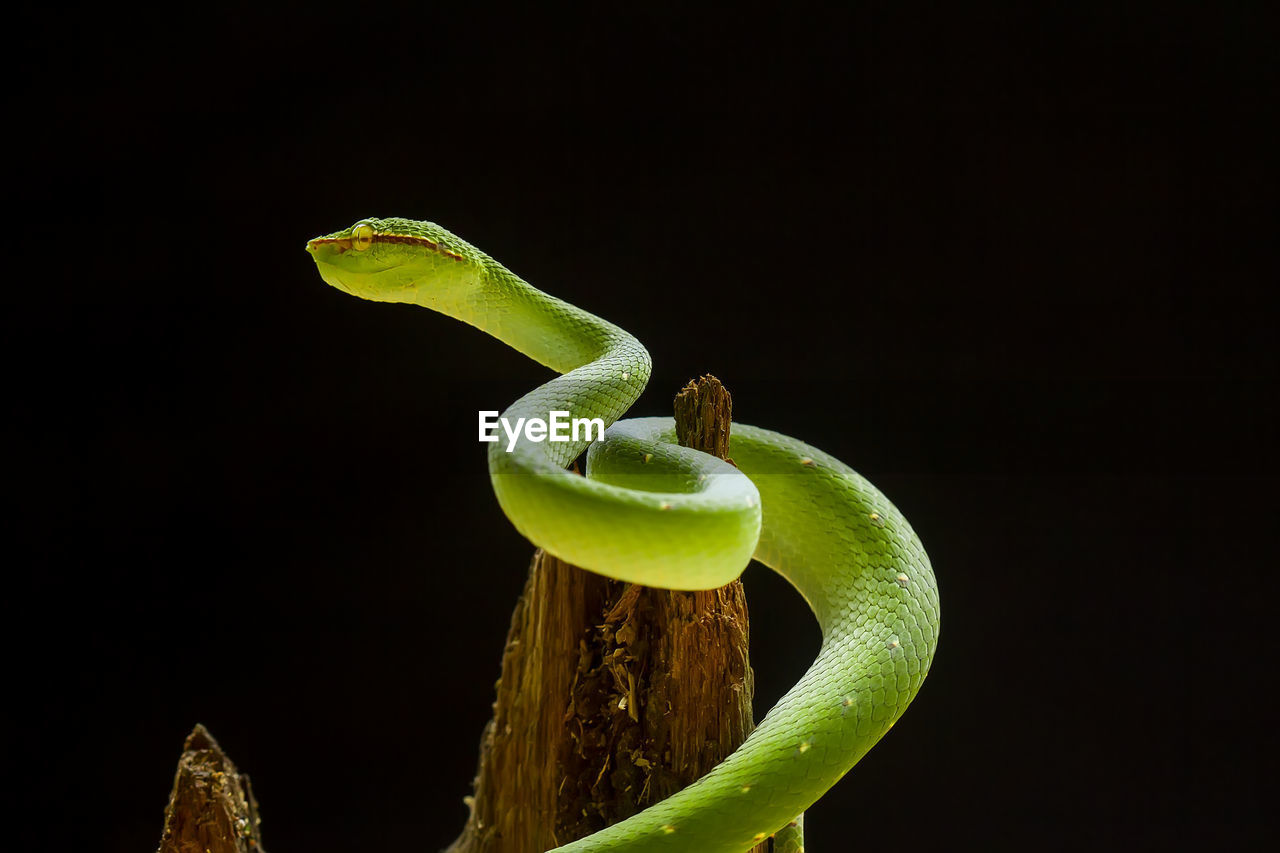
[306,217,486,308]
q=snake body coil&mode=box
[308,218,940,852]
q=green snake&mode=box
[307,218,940,852]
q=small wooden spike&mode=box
[156,724,265,853]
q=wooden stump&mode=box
[156,724,265,853]
[448,375,768,852]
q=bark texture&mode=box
[156,724,266,853]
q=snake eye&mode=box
[350,221,376,251]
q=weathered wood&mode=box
[156,724,265,853]
[449,375,767,852]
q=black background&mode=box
[7,3,1274,850]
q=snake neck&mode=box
[444,257,652,470]
[445,258,628,375]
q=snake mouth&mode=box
[306,236,353,254]
[306,239,400,273]
[306,233,466,262]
